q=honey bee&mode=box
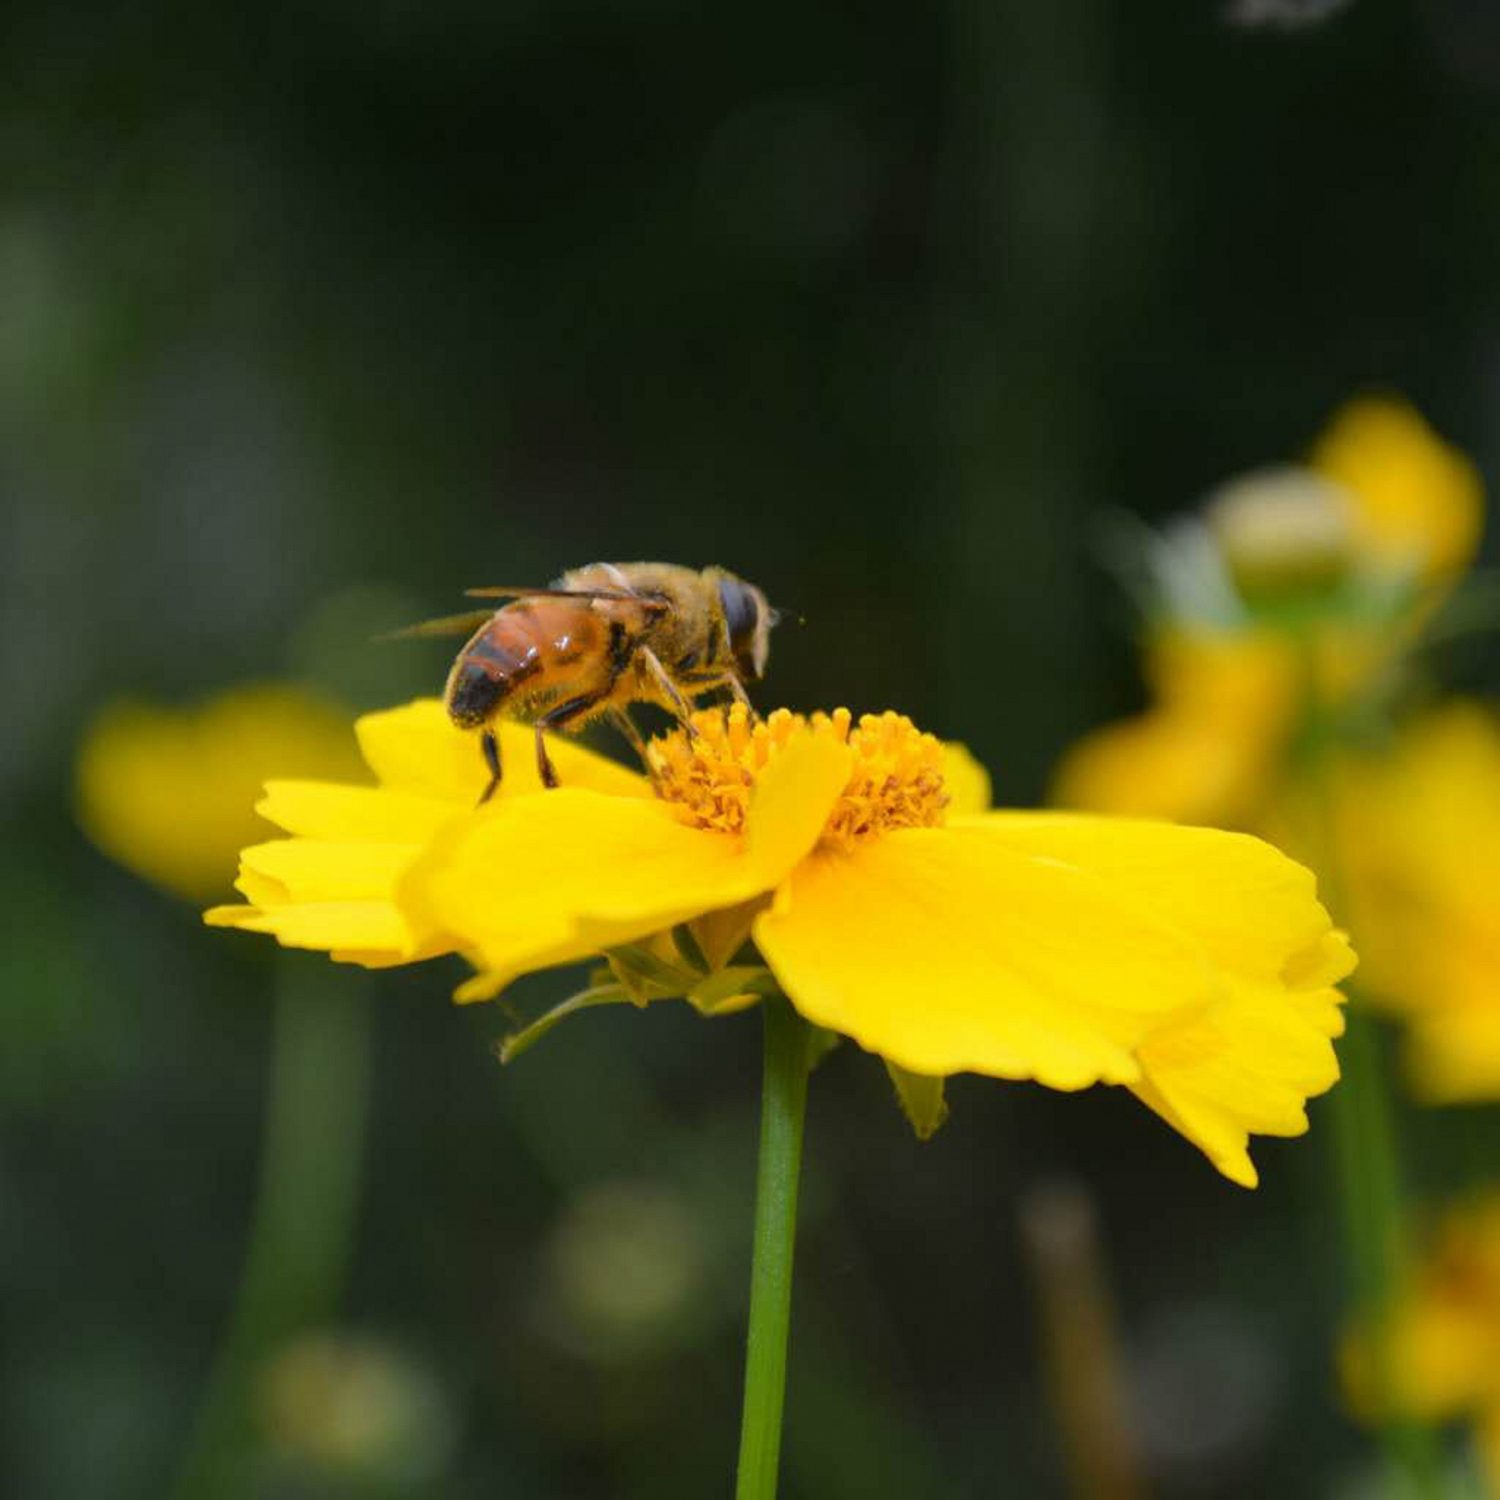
[395,563,776,800]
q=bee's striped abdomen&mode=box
[444,609,545,728]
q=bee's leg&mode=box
[478,728,503,805]
[638,648,698,736]
[608,707,651,770]
[725,675,758,717]
[534,691,610,789]
[533,721,559,790]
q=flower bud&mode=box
[1205,466,1355,604]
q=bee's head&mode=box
[715,571,776,683]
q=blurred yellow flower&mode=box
[1342,1195,1500,1485]
[1054,397,1485,830]
[209,698,1354,1186]
[1333,704,1500,1102]
[76,684,366,903]
[1052,631,1296,826]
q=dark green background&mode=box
[5,1,1499,1495]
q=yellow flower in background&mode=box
[1054,397,1486,829]
[76,684,366,903]
[1342,1195,1500,1486]
[1332,704,1500,1102]
[209,698,1353,1187]
[1052,631,1296,826]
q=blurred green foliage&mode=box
[3,0,1499,1495]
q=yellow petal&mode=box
[206,699,650,964]
[1051,710,1277,827]
[968,813,1346,983]
[1050,630,1298,827]
[257,780,459,841]
[354,697,649,802]
[205,838,434,964]
[1312,396,1483,583]
[404,730,852,997]
[957,812,1350,1184]
[238,839,418,903]
[205,899,411,960]
[754,825,1224,1090]
[1128,976,1341,1188]
[1403,1009,1500,1104]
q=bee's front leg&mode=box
[638,648,698,737]
[725,675,758,718]
[608,707,651,771]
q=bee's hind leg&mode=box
[533,722,559,791]
[478,728,503,805]
[534,691,611,789]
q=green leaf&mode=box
[496,982,632,1064]
[884,1061,949,1141]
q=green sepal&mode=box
[670,922,712,976]
[603,942,698,1004]
[497,982,632,1064]
[686,965,780,1017]
[806,1026,842,1072]
[884,1061,949,1141]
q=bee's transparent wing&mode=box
[464,585,669,613]
[378,609,497,642]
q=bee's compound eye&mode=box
[718,576,771,682]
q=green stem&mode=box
[171,962,371,1499]
[1326,1011,1443,1488]
[735,997,813,1500]
[1295,644,1443,1493]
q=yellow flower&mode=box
[76,684,366,903]
[208,698,1353,1187]
[1331,704,1500,1102]
[1054,396,1485,829]
[1341,1194,1500,1485]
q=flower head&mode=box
[209,697,1352,1186]
[76,684,365,903]
[1329,703,1500,1101]
[1341,1194,1500,1483]
[1054,397,1484,830]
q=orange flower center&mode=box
[647,705,949,850]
